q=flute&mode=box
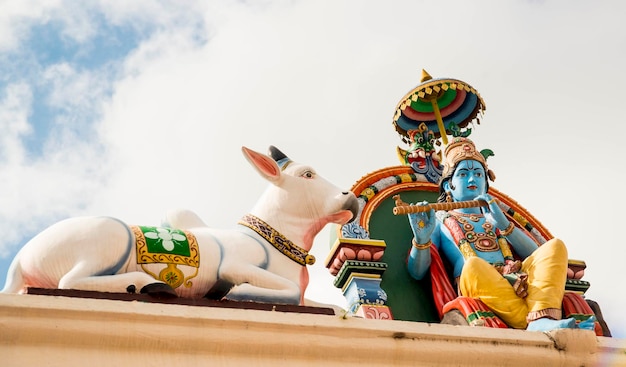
[392,194,488,215]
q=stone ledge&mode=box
[24,287,335,315]
[0,293,623,367]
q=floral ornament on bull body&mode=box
[144,227,187,252]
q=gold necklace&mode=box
[449,211,499,252]
[238,214,315,266]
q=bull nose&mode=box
[342,193,359,223]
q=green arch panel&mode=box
[368,190,440,322]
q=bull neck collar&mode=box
[238,214,315,266]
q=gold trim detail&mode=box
[458,240,477,259]
[500,222,515,236]
[498,238,514,259]
[132,225,200,289]
[412,238,432,250]
[239,214,315,266]
[133,226,200,267]
[527,308,562,322]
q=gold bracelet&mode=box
[500,222,515,236]
[412,238,432,250]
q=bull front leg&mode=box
[220,264,301,304]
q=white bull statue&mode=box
[1,146,359,305]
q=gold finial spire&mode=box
[421,69,432,82]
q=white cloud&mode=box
[0,83,32,165]
[42,63,102,110]
[0,1,57,51]
[0,81,108,247]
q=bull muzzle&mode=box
[342,192,359,223]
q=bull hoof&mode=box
[140,283,178,298]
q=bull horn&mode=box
[268,146,291,170]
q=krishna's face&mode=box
[444,159,487,202]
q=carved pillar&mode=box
[325,237,393,320]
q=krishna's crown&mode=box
[442,137,496,182]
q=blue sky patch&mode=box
[0,16,146,159]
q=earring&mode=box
[446,191,453,202]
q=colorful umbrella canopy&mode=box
[393,70,486,145]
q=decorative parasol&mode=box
[393,70,486,145]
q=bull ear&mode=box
[241,146,281,183]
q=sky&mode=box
[0,0,624,338]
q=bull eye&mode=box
[301,170,315,179]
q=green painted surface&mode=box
[409,87,457,112]
[139,226,191,256]
[368,191,440,323]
